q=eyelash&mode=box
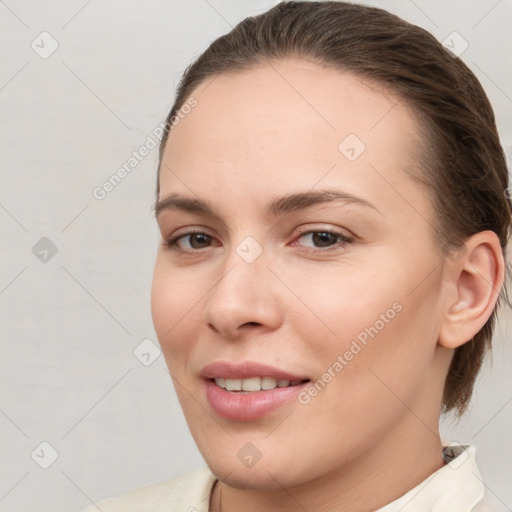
[163,228,353,255]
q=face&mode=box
[151,59,451,490]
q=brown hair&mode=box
[156,1,511,415]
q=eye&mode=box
[292,229,353,252]
[164,231,217,252]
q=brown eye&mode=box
[186,233,212,249]
[295,230,352,251]
[165,232,216,252]
[311,231,339,247]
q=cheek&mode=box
[287,260,436,396]
[284,264,396,352]
[150,259,203,362]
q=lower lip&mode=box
[204,379,310,422]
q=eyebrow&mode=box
[153,188,382,220]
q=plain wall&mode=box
[0,1,511,511]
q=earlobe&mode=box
[438,231,504,349]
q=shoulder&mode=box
[79,466,216,512]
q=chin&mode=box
[207,459,308,491]
[199,437,330,491]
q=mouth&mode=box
[210,376,310,393]
[201,361,312,421]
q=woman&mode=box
[83,1,510,510]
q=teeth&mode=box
[225,378,242,391]
[261,376,277,390]
[214,376,305,392]
[242,377,261,392]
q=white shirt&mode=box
[80,445,492,511]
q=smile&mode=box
[200,361,312,421]
[213,376,309,392]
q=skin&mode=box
[151,58,504,512]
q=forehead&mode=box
[160,58,425,218]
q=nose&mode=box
[202,246,283,340]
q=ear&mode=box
[438,230,505,349]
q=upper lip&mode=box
[200,361,310,381]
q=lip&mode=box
[201,361,311,422]
[200,361,309,381]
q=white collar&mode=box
[376,445,484,511]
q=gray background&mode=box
[0,1,511,511]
